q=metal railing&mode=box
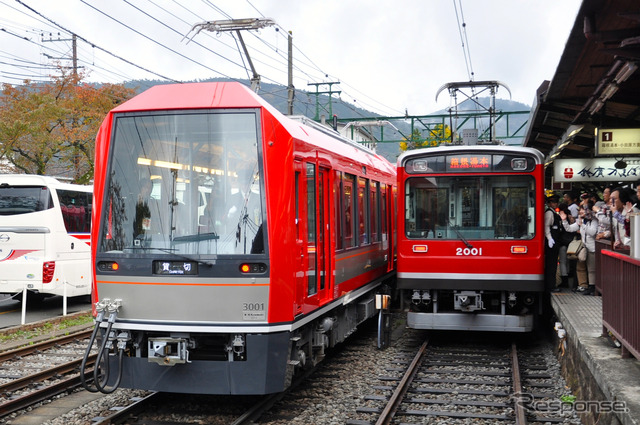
[599,248,640,360]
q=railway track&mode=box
[0,329,95,418]
[349,334,569,424]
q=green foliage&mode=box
[399,124,452,152]
[0,313,93,343]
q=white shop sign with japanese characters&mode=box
[554,158,640,182]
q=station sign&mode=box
[596,128,640,156]
[554,157,640,182]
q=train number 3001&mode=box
[456,247,483,256]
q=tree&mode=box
[0,68,135,183]
[399,123,452,152]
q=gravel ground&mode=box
[1,315,582,425]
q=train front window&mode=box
[99,110,265,256]
[405,175,535,239]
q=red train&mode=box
[81,82,396,394]
[397,145,545,332]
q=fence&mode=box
[599,248,640,360]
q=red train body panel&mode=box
[396,145,545,331]
[85,82,396,394]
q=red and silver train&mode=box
[397,145,545,332]
[81,82,396,395]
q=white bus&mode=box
[0,174,92,301]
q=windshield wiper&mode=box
[448,219,474,249]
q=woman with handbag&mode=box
[559,200,599,295]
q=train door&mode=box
[317,167,332,303]
[294,161,306,315]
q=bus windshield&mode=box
[0,186,54,215]
[99,111,265,256]
[405,175,535,240]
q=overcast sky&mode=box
[1,0,582,116]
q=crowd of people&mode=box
[544,183,640,296]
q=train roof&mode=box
[110,82,395,177]
[397,144,544,167]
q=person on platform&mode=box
[564,191,579,219]
[544,193,561,295]
[559,201,599,296]
[557,202,577,290]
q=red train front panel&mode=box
[89,82,395,395]
[397,146,545,332]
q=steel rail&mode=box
[511,342,528,425]
[0,354,96,393]
[376,339,429,425]
[91,392,161,425]
[0,370,93,417]
[0,329,93,362]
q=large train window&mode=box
[99,110,265,256]
[405,175,535,240]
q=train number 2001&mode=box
[456,247,483,256]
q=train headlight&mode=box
[511,158,527,171]
[510,246,527,254]
[412,245,428,253]
[239,263,267,274]
[97,261,119,271]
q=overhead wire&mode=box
[7,0,398,118]
[452,0,475,83]
[13,0,181,82]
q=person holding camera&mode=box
[559,200,599,295]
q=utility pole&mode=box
[42,33,80,78]
[307,81,341,121]
[185,18,275,93]
[287,31,294,115]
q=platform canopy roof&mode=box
[524,0,640,167]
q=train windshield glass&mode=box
[405,175,535,240]
[99,110,265,256]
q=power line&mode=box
[452,0,475,82]
[14,0,181,82]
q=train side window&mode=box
[295,170,300,239]
[380,184,388,240]
[370,181,379,242]
[343,174,355,248]
[335,171,343,250]
[358,177,369,245]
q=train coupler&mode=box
[148,337,190,366]
[454,291,484,312]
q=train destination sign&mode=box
[153,260,198,275]
[554,157,640,182]
[596,128,640,155]
[405,153,536,174]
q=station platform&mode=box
[551,289,640,425]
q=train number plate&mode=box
[456,247,483,256]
